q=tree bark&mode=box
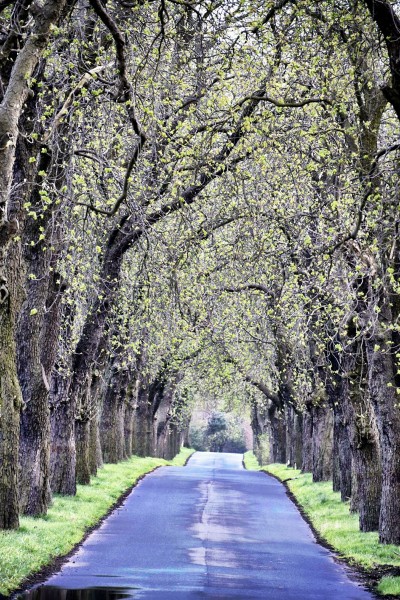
[344,339,381,530]
[49,299,77,495]
[268,404,286,463]
[133,375,161,457]
[0,0,67,531]
[285,406,302,468]
[301,407,313,473]
[154,375,182,459]
[88,374,105,476]
[100,366,129,463]
[89,413,102,476]
[366,300,400,543]
[312,404,333,482]
[0,0,67,211]
[50,371,76,495]
[333,404,352,501]
[250,401,269,464]
[325,367,352,501]
[124,395,135,458]
[363,0,400,120]
[0,260,22,528]
[17,134,70,514]
[346,379,381,530]
[75,418,91,485]
[350,458,360,514]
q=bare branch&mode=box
[237,94,331,109]
[331,141,400,253]
[223,283,271,296]
[251,0,294,34]
[88,0,145,138]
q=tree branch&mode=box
[363,0,400,119]
[43,64,111,144]
[252,0,294,34]
[237,95,331,109]
[223,283,271,296]
[88,0,146,217]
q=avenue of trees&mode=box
[1,0,400,548]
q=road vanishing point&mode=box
[18,452,374,599]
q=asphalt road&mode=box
[18,452,374,599]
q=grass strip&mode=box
[243,450,260,471]
[244,451,400,596]
[0,447,195,597]
[378,577,400,596]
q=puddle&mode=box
[16,586,138,599]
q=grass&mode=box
[244,452,400,596]
[0,447,195,597]
[243,450,261,471]
[378,577,400,596]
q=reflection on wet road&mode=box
[18,588,131,599]
[17,452,373,599]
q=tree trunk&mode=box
[285,406,302,468]
[346,401,381,530]
[89,412,102,476]
[250,401,269,465]
[324,341,353,501]
[335,406,352,501]
[154,376,180,458]
[312,404,333,482]
[167,424,183,460]
[50,374,76,495]
[133,405,154,457]
[16,114,70,514]
[49,302,76,495]
[344,342,381,530]
[355,433,381,532]
[133,369,170,458]
[332,420,340,493]
[350,458,360,514]
[0,0,68,530]
[100,367,129,463]
[124,399,135,458]
[68,231,132,482]
[329,380,352,501]
[183,426,190,448]
[75,419,91,485]
[17,252,64,514]
[301,407,313,472]
[0,273,22,528]
[362,0,400,121]
[366,316,400,543]
[268,404,286,463]
[133,375,153,457]
[18,406,51,515]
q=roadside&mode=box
[243,451,400,598]
[0,448,195,598]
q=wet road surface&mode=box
[18,452,374,599]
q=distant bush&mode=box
[189,425,207,451]
[189,412,247,453]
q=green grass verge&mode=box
[243,450,260,470]
[378,577,400,596]
[0,447,195,596]
[244,453,400,596]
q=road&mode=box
[18,452,374,599]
